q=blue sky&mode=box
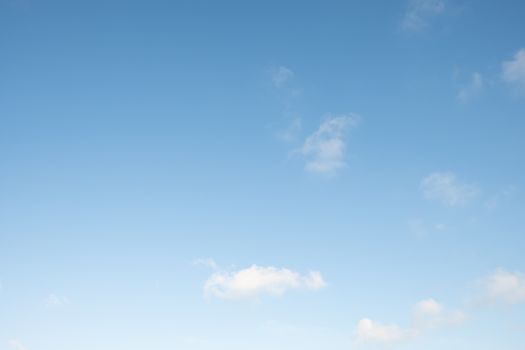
[1,0,525,349]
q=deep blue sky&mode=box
[1,1,525,349]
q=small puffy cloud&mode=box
[421,172,478,206]
[478,270,525,305]
[8,340,27,350]
[297,114,360,175]
[414,299,466,329]
[355,318,417,344]
[356,299,464,344]
[204,265,326,300]
[45,294,69,308]
[502,49,525,89]
[457,72,483,102]
[272,66,294,88]
[401,0,445,31]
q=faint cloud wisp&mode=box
[8,340,27,350]
[457,72,483,103]
[45,294,69,308]
[502,48,525,92]
[296,114,360,175]
[272,65,294,89]
[401,0,446,31]
[355,318,417,344]
[421,172,478,207]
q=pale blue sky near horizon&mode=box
[1,0,525,349]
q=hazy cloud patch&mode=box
[355,299,465,344]
[296,114,360,175]
[477,270,525,305]
[457,72,483,102]
[502,49,525,90]
[401,0,446,31]
[45,294,69,308]
[414,298,466,329]
[355,318,417,344]
[421,172,478,207]
[272,66,294,89]
[8,340,27,350]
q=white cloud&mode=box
[421,172,478,206]
[457,72,483,102]
[272,66,294,88]
[479,270,525,305]
[355,299,464,344]
[416,298,443,315]
[297,114,360,175]
[204,265,326,300]
[413,299,466,329]
[401,0,445,31]
[355,318,417,344]
[502,49,525,89]
[45,294,69,308]
[8,340,27,350]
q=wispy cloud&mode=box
[45,294,69,308]
[203,265,326,300]
[8,340,27,350]
[355,318,417,344]
[457,72,483,102]
[277,117,302,142]
[477,269,525,305]
[484,185,519,210]
[502,48,525,90]
[270,65,303,143]
[413,299,466,329]
[401,0,446,31]
[355,299,464,344]
[193,257,219,270]
[408,219,447,237]
[421,172,478,207]
[272,65,294,89]
[296,114,360,175]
